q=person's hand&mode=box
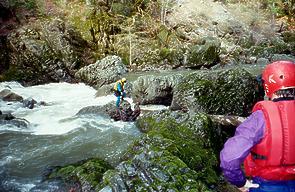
[238,180,259,192]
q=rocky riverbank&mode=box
[0,0,294,191]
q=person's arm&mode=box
[220,110,265,187]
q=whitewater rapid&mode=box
[0,82,141,192]
[0,82,136,135]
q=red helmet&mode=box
[262,60,295,98]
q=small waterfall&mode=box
[0,82,141,192]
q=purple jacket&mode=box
[220,110,266,187]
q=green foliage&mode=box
[111,3,132,16]
[258,0,294,19]
[24,0,37,10]
[7,0,43,15]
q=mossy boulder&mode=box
[3,18,89,85]
[48,158,113,191]
[282,31,295,52]
[170,67,264,116]
[102,148,210,192]
[99,110,230,191]
[186,37,221,69]
[238,36,294,62]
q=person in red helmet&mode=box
[220,60,295,192]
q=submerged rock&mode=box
[0,89,47,109]
[0,89,23,102]
[0,110,29,128]
[0,111,15,120]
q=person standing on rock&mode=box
[220,60,295,192]
[114,78,127,108]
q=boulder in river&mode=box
[77,100,141,122]
[0,89,23,102]
[75,55,128,88]
[0,110,29,128]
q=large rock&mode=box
[131,74,183,106]
[43,110,239,192]
[75,55,128,88]
[77,100,140,122]
[3,18,89,85]
[170,67,264,116]
[186,37,221,69]
[99,110,231,191]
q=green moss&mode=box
[175,68,263,116]
[49,158,113,190]
[187,38,221,68]
[136,111,220,186]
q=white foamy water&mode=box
[0,82,125,135]
[0,82,142,192]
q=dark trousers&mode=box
[250,177,295,192]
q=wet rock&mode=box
[0,89,23,102]
[111,101,141,122]
[46,158,113,192]
[0,111,14,120]
[23,97,37,109]
[77,100,140,122]
[4,18,89,85]
[131,74,183,106]
[30,179,80,192]
[0,111,29,128]
[75,55,128,88]
[100,110,226,191]
[170,67,264,116]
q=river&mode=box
[0,82,141,192]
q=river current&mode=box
[0,82,141,192]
